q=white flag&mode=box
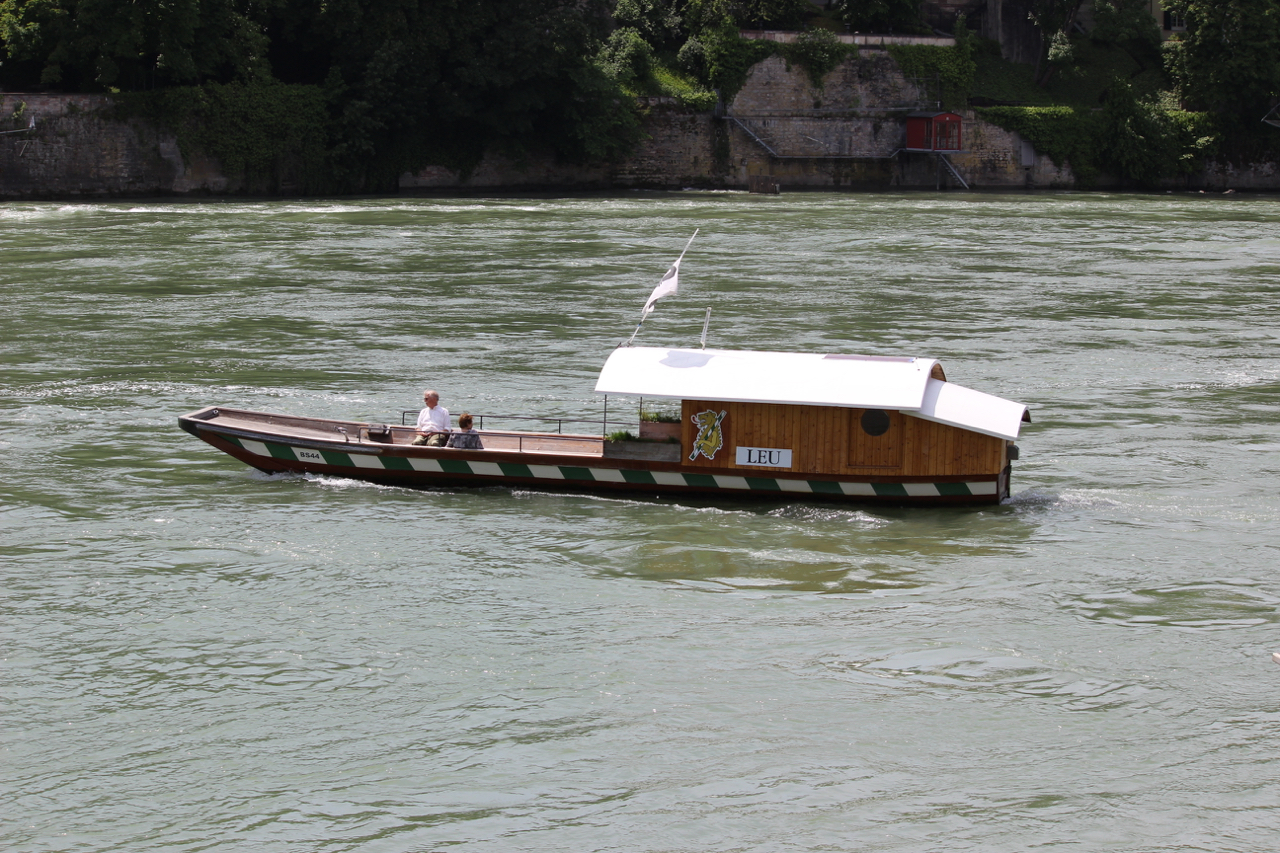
[643,260,680,317]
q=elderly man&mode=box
[412,390,451,446]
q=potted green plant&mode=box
[638,408,681,441]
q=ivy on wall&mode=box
[703,21,779,102]
[886,41,976,110]
[978,95,1217,186]
[703,26,860,103]
[114,82,334,192]
[780,29,858,88]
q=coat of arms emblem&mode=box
[689,409,727,462]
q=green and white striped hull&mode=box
[183,418,1006,505]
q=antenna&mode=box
[699,308,711,349]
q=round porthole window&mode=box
[861,409,890,437]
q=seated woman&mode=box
[445,413,484,450]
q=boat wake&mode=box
[1006,487,1134,509]
[767,504,893,527]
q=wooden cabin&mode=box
[595,347,1027,492]
[905,111,963,152]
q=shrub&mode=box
[781,28,857,88]
[598,27,657,90]
[978,94,1218,186]
[888,40,976,110]
[652,65,718,110]
[702,20,778,101]
[113,81,333,192]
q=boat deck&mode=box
[188,406,608,457]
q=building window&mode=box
[1163,11,1186,31]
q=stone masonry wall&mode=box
[7,49,1280,198]
[0,94,237,198]
[950,114,1076,188]
[403,52,1083,192]
[715,51,1074,190]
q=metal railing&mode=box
[401,411,614,435]
[461,429,605,455]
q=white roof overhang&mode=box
[594,347,1027,441]
[914,378,1027,441]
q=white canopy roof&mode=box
[594,346,1028,441]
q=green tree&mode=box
[1099,78,1176,184]
[0,0,271,89]
[597,26,658,90]
[1090,0,1163,74]
[614,0,685,53]
[887,16,975,109]
[1027,0,1084,84]
[267,0,641,185]
[836,0,923,33]
[701,16,775,96]
[730,0,810,30]
[1164,0,1280,117]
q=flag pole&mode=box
[625,318,645,346]
[676,228,699,264]
[625,230,699,347]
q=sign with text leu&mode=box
[735,447,792,468]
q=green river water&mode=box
[2,192,1279,851]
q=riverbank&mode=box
[5,51,1280,198]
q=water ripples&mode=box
[5,193,1280,851]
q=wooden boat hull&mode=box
[179,406,1009,506]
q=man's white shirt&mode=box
[417,406,450,432]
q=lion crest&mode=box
[689,409,727,462]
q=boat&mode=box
[178,344,1030,506]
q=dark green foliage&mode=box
[1026,0,1085,38]
[887,34,976,110]
[780,27,856,88]
[1,0,644,191]
[970,40,1056,106]
[1025,0,1084,83]
[1100,80,1187,184]
[597,21,717,109]
[835,0,924,33]
[614,0,686,52]
[1042,38,1166,106]
[978,105,1099,179]
[556,62,647,162]
[0,0,270,89]
[114,81,333,191]
[1092,0,1163,66]
[702,19,778,99]
[978,96,1217,186]
[677,36,708,78]
[972,8,1166,109]
[730,0,811,30]
[304,0,640,185]
[598,27,658,90]
[1163,0,1280,118]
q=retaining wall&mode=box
[0,94,237,197]
[5,49,1280,198]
